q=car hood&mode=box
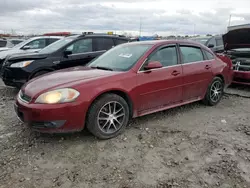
[8,52,48,62]
[223,28,250,50]
[0,48,25,59]
[22,66,120,97]
[0,47,10,52]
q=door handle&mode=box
[205,65,211,69]
[171,70,180,76]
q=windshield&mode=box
[190,37,210,45]
[39,37,74,54]
[12,38,32,49]
[10,40,24,45]
[88,44,152,71]
[0,40,7,47]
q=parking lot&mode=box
[0,79,250,188]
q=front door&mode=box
[179,45,213,101]
[136,45,183,115]
[58,38,100,70]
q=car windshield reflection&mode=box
[88,44,152,71]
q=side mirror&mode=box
[144,61,163,70]
[208,44,214,48]
[64,50,72,57]
[22,45,30,50]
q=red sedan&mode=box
[15,40,233,139]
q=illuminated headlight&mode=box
[10,60,34,68]
[35,88,80,104]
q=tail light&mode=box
[215,53,233,69]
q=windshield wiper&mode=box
[91,66,113,71]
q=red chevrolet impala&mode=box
[15,40,233,139]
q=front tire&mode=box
[203,77,224,106]
[31,71,50,79]
[86,94,130,139]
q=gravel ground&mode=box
[0,80,4,88]
[0,83,250,188]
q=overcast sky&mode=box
[0,0,250,36]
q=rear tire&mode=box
[86,93,130,139]
[203,77,224,106]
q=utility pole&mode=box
[228,14,232,26]
[139,17,142,36]
[193,24,196,36]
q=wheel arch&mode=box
[87,89,134,119]
[215,74,225,84]
[29,67,55,80]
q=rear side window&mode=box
[48,38,60,45]
[114,39,128,45]
[95,38,115,51]
[180,46,204,63]
[0,40,7,47]
[204,50,215,60]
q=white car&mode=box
[0,39,16,52]
[0,36,63,67]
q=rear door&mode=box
[179,45,213,101]
[136,45,183,114]
[58,38,95,69]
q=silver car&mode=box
[0,36,63,67]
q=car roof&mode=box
[28,36,64,40]
[214,35,222,39]
[189,36,211,40]
[9,39,24,41]
[78,34,130,39]
[126,39,203,46]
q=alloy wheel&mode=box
[210,80,223,103]
[97,101,126,134]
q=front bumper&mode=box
[1,67,28,88]
[0,59,5,68]
[15,98,88,133]
[232,70,250,85]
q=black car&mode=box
[1,34,133,88]
[189,35,224,53]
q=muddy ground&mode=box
[0,80,250,188]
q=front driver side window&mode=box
[25,39,46,49]
[66,39,92,54]
[146,46,178,67]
